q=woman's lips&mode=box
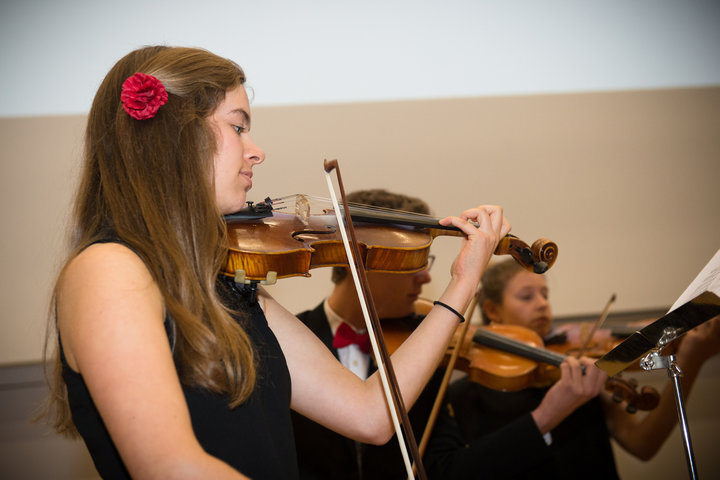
[240,171,253,189]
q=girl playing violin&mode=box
[40,45,511,479]
[424,259,720,479]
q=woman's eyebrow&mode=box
[229,108,251,127]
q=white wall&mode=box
[2,0,719,117]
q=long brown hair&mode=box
[43,46,257,436]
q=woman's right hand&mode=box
[531,356,607,434]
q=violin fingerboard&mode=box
[472,329,566,367]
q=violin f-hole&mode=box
[291,227,337,242]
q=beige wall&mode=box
[254,86,720,323]
[1,86,719,365]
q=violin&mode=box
[546,319,654,363]
[453,323,660,413]
[222,194,558,284]
[385,316,658,413]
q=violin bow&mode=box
[575,293,616,358]
[323,159,427,480]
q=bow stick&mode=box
[324,159,427,480]
[576,293,617,358]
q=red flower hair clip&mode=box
[121,72,169,120]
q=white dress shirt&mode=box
[324,299,371,380]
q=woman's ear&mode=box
[483,299,503,324]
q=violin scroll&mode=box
[495,235,558,274]
[532,238,558,272]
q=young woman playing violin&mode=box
[40,45,511,479]
[424,259,720,480]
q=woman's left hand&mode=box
[438,204,512,288]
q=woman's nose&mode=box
[244,135,265,164]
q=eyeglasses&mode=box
[426,254,436,272]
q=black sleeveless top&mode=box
[62,277,298,479]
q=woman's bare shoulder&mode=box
[61,242,154,291]
[58,242,165,369]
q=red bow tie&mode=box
[333,322,371,354]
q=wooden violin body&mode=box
[452,324,551,391]
[225,211,434,280]
[223,195,558,282]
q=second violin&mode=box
[451,323,660,413]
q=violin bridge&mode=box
[295,194,311,225]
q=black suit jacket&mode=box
[291,302,443,480]
[423,377,620,480]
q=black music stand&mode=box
[596,291,720,480]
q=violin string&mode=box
[267,194,440,221]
